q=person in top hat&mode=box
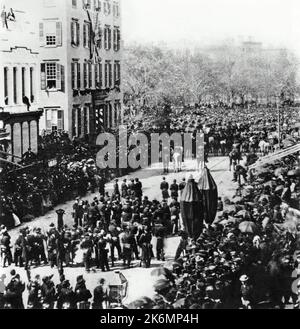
[93,278,107,309]
[74,275,92,308]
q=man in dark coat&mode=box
[112,179,120,199]
[4,271,25,309]
[97,235,110,272]
[179,178,186,195]
[56,209,65,232]
[134,178,143,200]
[93,278,107,309]
[74,276,92,309]
[121,179,128,198]
[160,177,169,200]
[170,179,179,200]
[41,275,56,309]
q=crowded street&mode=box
[1,156,236,306]
[1,0,300,313]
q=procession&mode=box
[1,0,300,311]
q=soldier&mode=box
[27,275,42,309]
[112,179,120,200]
[138,226,152,268]
[80,234,93,272]
[74,275,92,309]
[170,179,179,201]
[160,177,169,201]
[35,228,48,265]
[0,228,12,267]
[41,275,56,309]
[14,232,24,267]
[97,234,110,272]
[4,270,25,309]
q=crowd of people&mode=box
[0,106,300,309]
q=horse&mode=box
[173,146,183,172]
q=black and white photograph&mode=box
[0,0,300,313]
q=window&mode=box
[114,60,120,85]
[41,62,65,91]
[46,63,57,89]
[104,0,111,15]
[104,25,111,50]
[105,61,112,88]
[113,26,120,51]
[83,22,91,48]
[71,19,80,46]
[72,0,77,8]
[39,21,62,47]
[113,1,119,17]
[46,109,64,132]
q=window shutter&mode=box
[94,64,98,87]
[83,24,87,47]
[39,22,45,46]
[40,63,46,90]
[76,22,80,46]
[89,63,92,88]
[99,63,102,88]
[46,109,52,131]
[117,29,120,51]
[71,62,75,89]
[57,110,64,131]
[77,62,81,89]
[108,28,111,49]
[56,63,61,90]
[56,22,62,46]
[114,62,117,84]
[109,62,112,87]
[71,21,75,45]
[113,28,116,51]
[60,65,65,92]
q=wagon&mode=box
[107,271,128,308]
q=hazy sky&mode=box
[123,0,300,55]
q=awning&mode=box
[249,143,300,169]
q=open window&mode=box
[41,62,65,92]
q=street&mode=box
[1,156,238,306]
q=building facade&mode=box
[0,4,43,162]
[38,0,123,138]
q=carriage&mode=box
[107,271,128,308]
